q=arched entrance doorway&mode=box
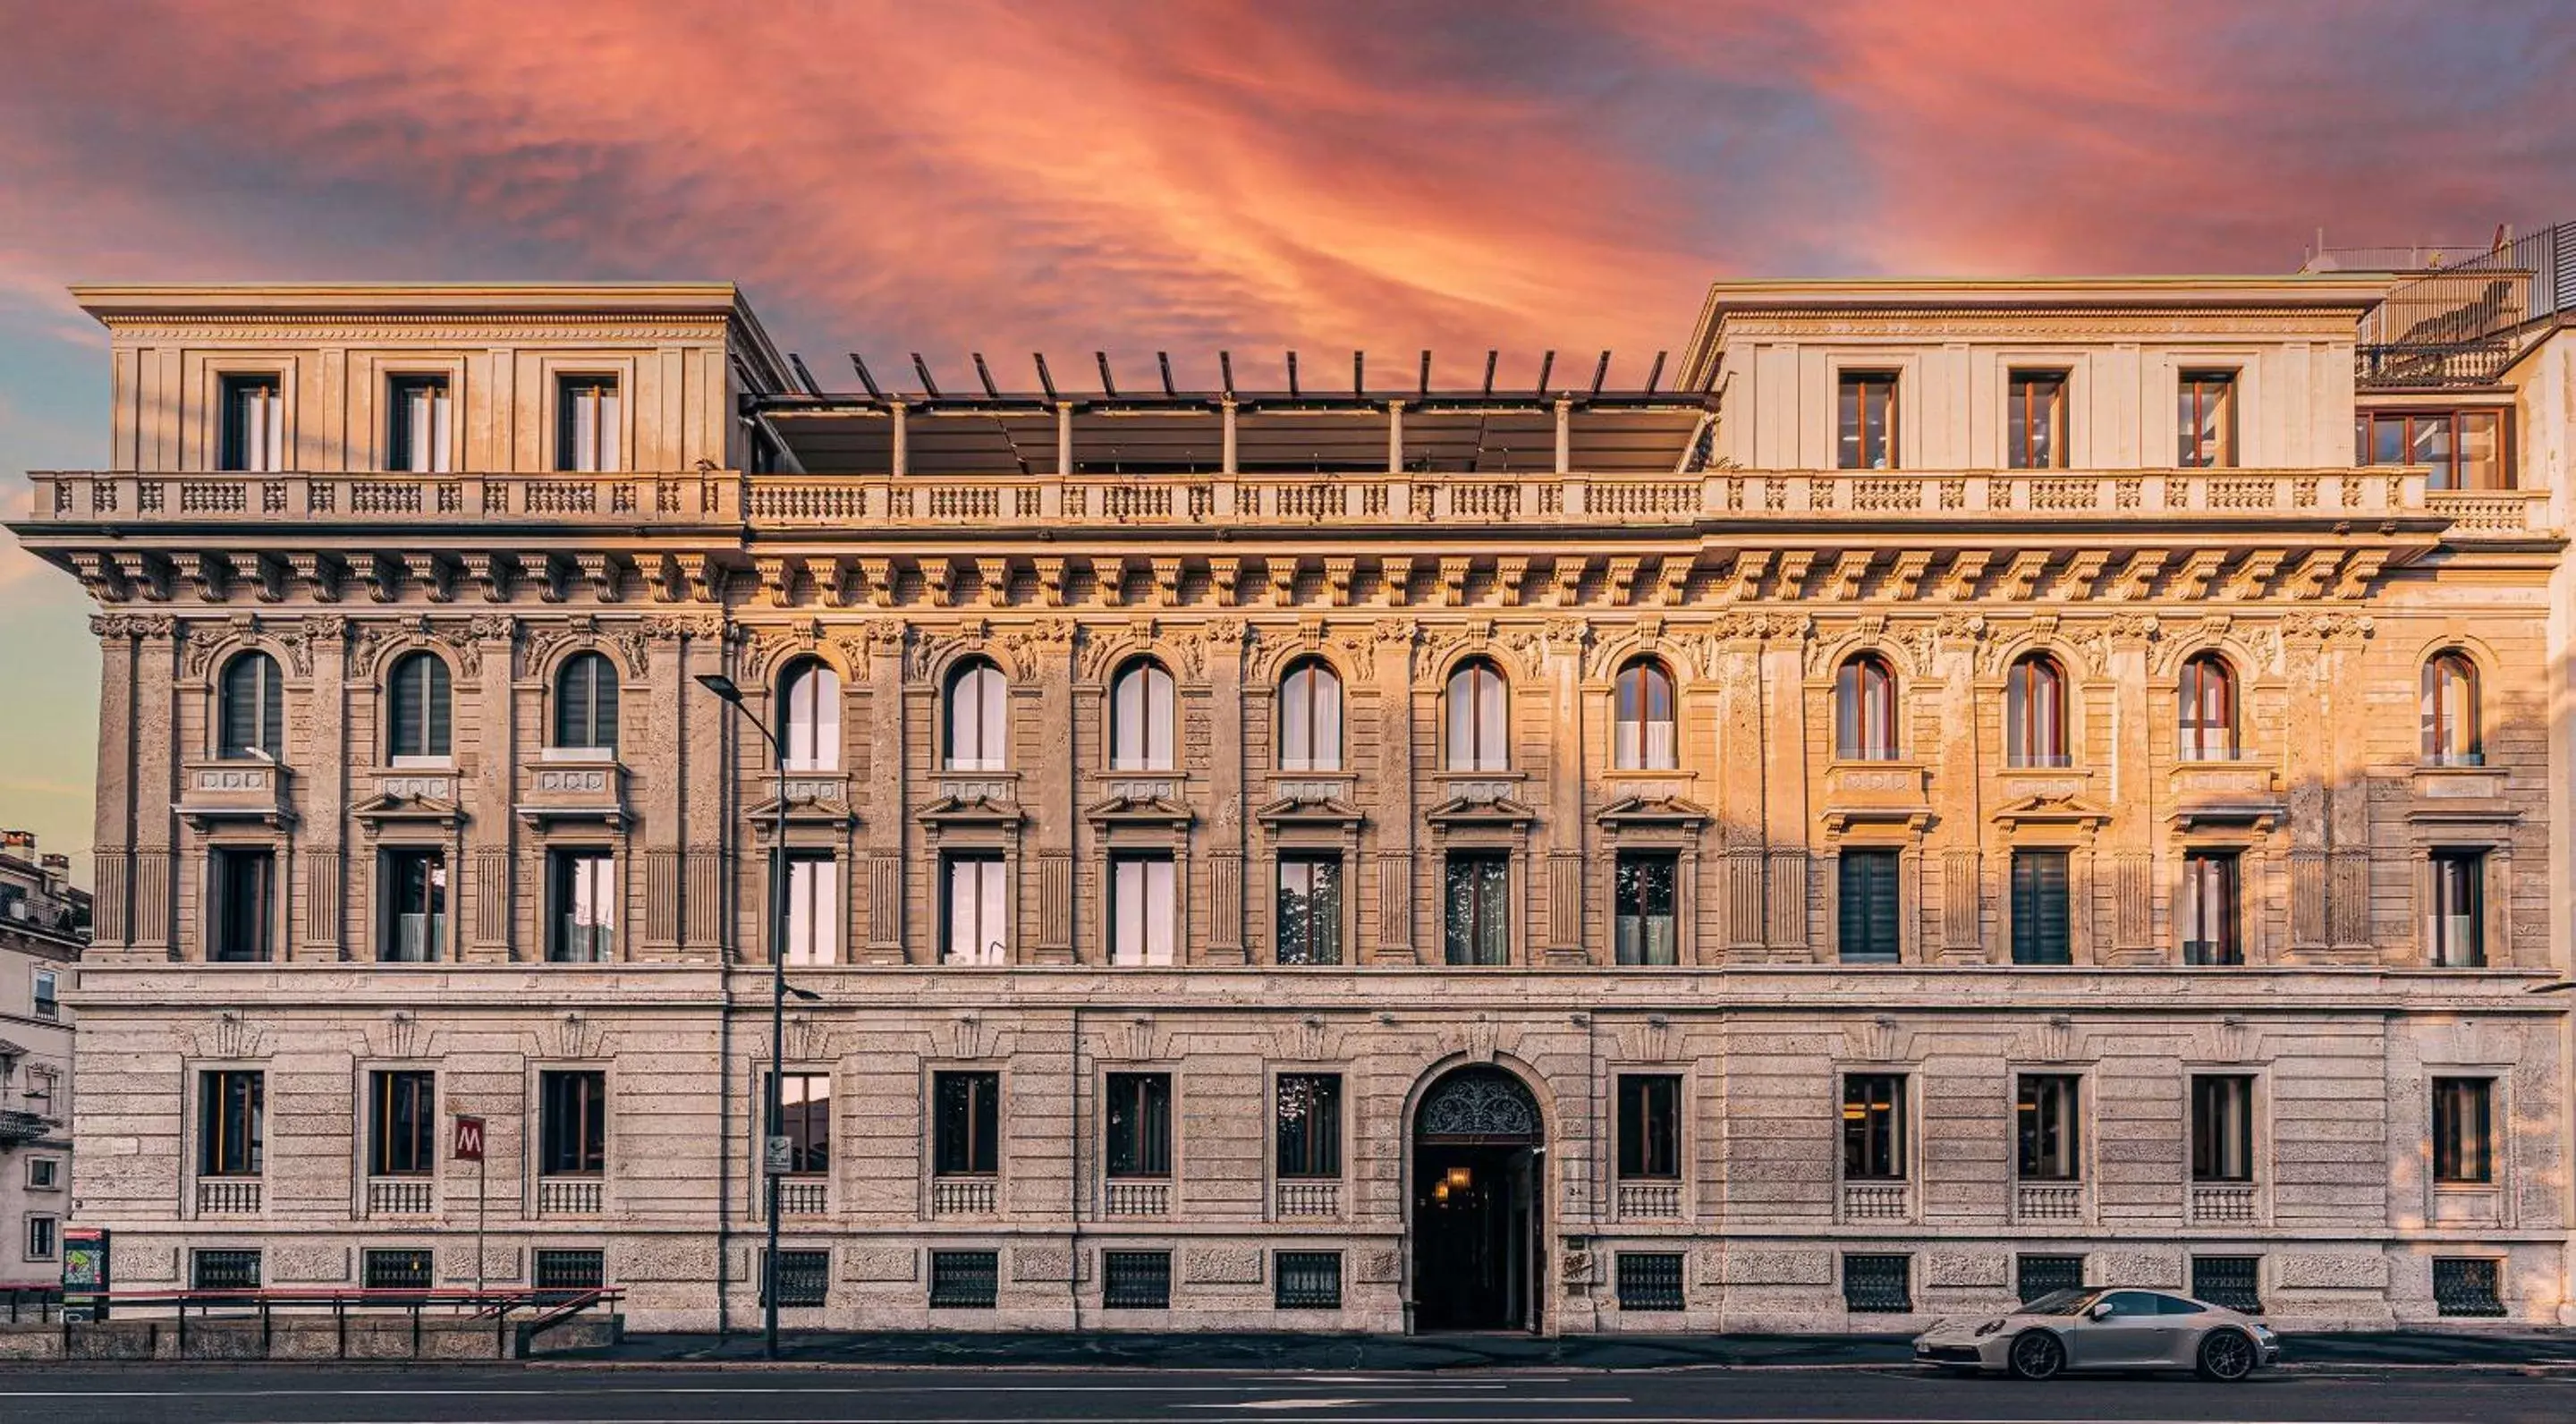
[1410,1064,1544,1332]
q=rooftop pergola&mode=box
[743,350,1720,478]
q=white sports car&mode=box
[1913,1286,2280,1381]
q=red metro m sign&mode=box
[453,1115,487,1163]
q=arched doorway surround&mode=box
[1409,1064,1546,1332]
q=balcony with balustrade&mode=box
[537,1176,604,1216]
[1614,1181,1685,1222]
[1839,1180,1913,1225]
[194,1178,262,1216]
[1101,1180,1170,1218]
[774,1176,830,1217]
[2189,1182,2262,1226]
[2013,1181,2089,1225]
[365,1177,435,1216]
[1274,1180,1343,1220]
[931,1175,999,1217]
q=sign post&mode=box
[60,1225,110,1321]
[453,1115,487,1293]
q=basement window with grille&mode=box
[762,1250,830,1309]
[1103,1250,1173,1310]
[533,1249,605,1293]
[363,1248,434,1292]
[929,1250,999,1310]
[1843,1253,1912,1313]
[2191,1255,2263,1314]
[2434,1258,2505,1317]
[1615,1252,1686,1311]
[1274,1251,1343,1310]
[2017,1253,2087,1303]
[191,1249,263,1292]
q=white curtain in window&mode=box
[1112,664,1175,771]
[948,662,1007,770]
[1279,662,1343,771]
[783,663,842,771]
[785,857,837,966]
[1445,664,1506,771]
[568,381,620,472]
[945,858,1006,965]
[1114,858,1175,966]
[404,382,452,473]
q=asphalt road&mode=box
[3,1363,2573,1424]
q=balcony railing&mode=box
[1840,1181,1912,1223]
[1615,1182,1684,1221]
[2014,1182,2087,1224]
[1102,1180,1170,1217]
[774,1177,829,1216]
[366,1177,435,1216]
[932,1176,999,1216]
[2190,1182,2259,1225]
[537,1177,604,1216]
[1275,1180,1343,1219]
[195,1179,262,1215]
[28,465,2543,535]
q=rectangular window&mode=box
[762,1249,829,1308]
[2009,851,2072,965]
[1613,853,1678,966]
[2178,370,2237,468]
[2358,409,2512,491]
[1275,1250,1343,1310]
[369,1070,436,1176]
[27,1157,61,1191]
[533,1249,605,1293]
[556,376,620,472]
[1102,1250,1172,1310]
[2017,1253,2086,1303]
[930,1250,1000,1309]
[386,375,452,473]
[2190,1074,2256,1182]
[1275,854,1343,966]
[547,850,615,964]
[1617,1073,1682,1181]
[219,374,285,472]
[26,1216,57,1262]
[771,1072,832,1175]
[31,967,58,1021]
[2431,1078,2493,1184]
[780,852,837,967]
[191,1249,262,1292]
[1275,1073,1343,1180]
[1104,1072,1172,1178]
[23,1069,55,1119]
[1837,371,1898,470]
[1837,850,1902,962]
[2015,1074,2081,1182]
[1615,1251,1686,1311]
[2433,1258,2505,1317]
[942,853,1006,966]
[934,1071,1002,1177]
[209,846,275,962]
[538,1070,606,1177]
[2007,371,2069,469]
[198,1069,264,1177]
[1110,854,1176,967]
[2181,852,2241,965]
[2428,852,2485,967]
[2191,1255,2263,1314]
[1443,852,1510,966]
[1841,1073,1906,1181]
[379,847,449,963]
[363,1248,433,1292]
[1843,1253,1912,1312]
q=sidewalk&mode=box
[578,1327,2576,1371]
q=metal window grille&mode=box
[533,1249,606,1292]
[2191,1256,2264,1314]
[1274,1251,1343,1310]
[929,1250,999,1310]
[191,1249,262,1291]
[2017,1254,2086,1302]
[762,1250,830,1308]
[362,1248,434,1292]
[1842,1253,1912,1313]
[1615,1252,1686,1311]
[2433,1259,2505,1317]
[1103,1250,1172,1310]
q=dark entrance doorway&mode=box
[1411,1065,1543,1332]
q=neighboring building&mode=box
[0,830,85,1289]
[6,259,2572,1332]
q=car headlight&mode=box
[1973,1318,2007,1337]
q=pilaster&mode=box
[1201,619,1248,964]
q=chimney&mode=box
[0,830,33,855]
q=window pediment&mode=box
[1427,793,1539,829]
[919,792,1026,831]
[1595,793,1709,834]
[1256,793,1365,832]
[352,785,463,829]
[1992,793,2111,835]
[1084,792,1194,830]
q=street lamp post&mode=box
[696,673,792,1360]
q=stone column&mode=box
[2280,624,2333,960]
[2320,617,2377,958]
[1759,617,1811,958]
[863,619,911,964]
[1928,616,1987,963]
[1371,621,1419,964]
[682,620,731,959]
[131,615,180,960]
[298,615,349,961]
[2103,618,2157,965]
[463,616,518,962]
[639,617,690,960]
[1201,619,1249,964]
[1540,620,1589,966]
[88,615,140,960]
[1709,623,1768,960]
[1031,623,1079,965]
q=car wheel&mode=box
[2007,1330,2065,1381]
[2196,1329,2257,1382]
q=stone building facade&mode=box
[1,830,84,1288]
[9,275,2573,1330]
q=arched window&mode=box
[2176,652,2236,761]
[553,651,619,753]
[1445,658,1509,771]
[2004,654,2068,767]
[1110,659,1175,771]
[1613,658,1677,770]
[2421,650,2480,766]
[779,658,842,772]
[217,651,284,761]
[1834,654,1898,761]
[386,650,452,763]
[945,657,1007,771]
[1277,657,1343,771]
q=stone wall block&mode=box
[843,1246,919,1283]
[1182,1245,1264,1285]
[1724,1249,1833,1286]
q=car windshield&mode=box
[2019,1289,2100,1316]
